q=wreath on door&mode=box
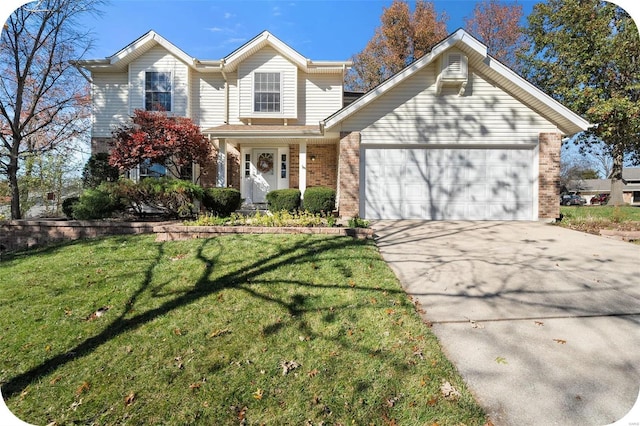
[257,153,274,173]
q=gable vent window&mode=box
[447,54,462,74]
[145,71,172,112]
[254,72,281,113]
[437,52,469,96]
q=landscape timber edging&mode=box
[153,224,374,241]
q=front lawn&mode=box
[0,234,486,425]
[558,205,640,235]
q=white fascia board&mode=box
[108,30,196,68]
[223,31,308,71]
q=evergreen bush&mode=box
[202,188,242,217]
[265,189,301,212]
[302,187,336,214]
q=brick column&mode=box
[338,131,360,218]
[538,133,562,220]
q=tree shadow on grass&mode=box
[1,234,405,400]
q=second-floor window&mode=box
[145,71,172,111]
[254,72,281,113]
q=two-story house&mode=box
[76,29,590,221]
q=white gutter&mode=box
[220,60,229,124]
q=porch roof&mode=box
[203,124,324,139]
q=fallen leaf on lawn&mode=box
[412,346,425,360]
[173,328,182,336]
[208,328,231,338]
[124,392,136,406]
[385,393,403,407]
[426,395,438,406]
[349,280,356,287]
[50,376,62,385]
[45,344,52,352]
[534,321,544,326]
[280,360,301,375]
[237,405,248,420]
[440,380,461,400]
[253,388,264,400]
[385,308,395,315]
[553,339,567,344]
[85,306,110,321]
[64,308,72,316]
[347,329,353,336]
[189,382,201,390]
[495,356,508,364]
[76,381,90,395]
[308,368,319,378]
[370,297,377,304]
[70,399,83,411]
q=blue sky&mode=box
[79,0,536,60]
[2,1,639,61]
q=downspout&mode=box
[220,59,229,124]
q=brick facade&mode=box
[338,132,360,218]
[287,143,337,191]
[538,132,562,220]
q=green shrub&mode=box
[61,196,80,218]
[112,177,204,218]
[82,153,120,189]
[202,188,242,217]
[72,185,123,220]
[266,189,301,212]
[348,215,370,228]
[302,186,336,214]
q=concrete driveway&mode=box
[372,221,640,426]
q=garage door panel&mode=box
[363,147,534,220]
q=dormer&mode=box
[436,50,468,96]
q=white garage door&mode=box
[363,147,534,220]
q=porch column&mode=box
[216,138,227,187]
[299,141,307,197]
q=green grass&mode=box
[560,205,640,222]
[0,234,485,425]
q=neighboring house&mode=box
[75,29,590,221]
[567,168,640,205]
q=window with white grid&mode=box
[253,72,281,113]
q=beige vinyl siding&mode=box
[191,72,226,127]
[342,64,558,145]
[227,72,241,125]
[128,45,189,116]
[92,72,129,137]
[299,73,343,125]
[237,46,297,119]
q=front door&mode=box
[251,148,277,203]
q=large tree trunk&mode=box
[607,145,625,206]
[8,154,21,220]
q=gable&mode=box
[129,45,190,115]
[237,46,298,119]
[325,29,590,136]
[341,62,558,145]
